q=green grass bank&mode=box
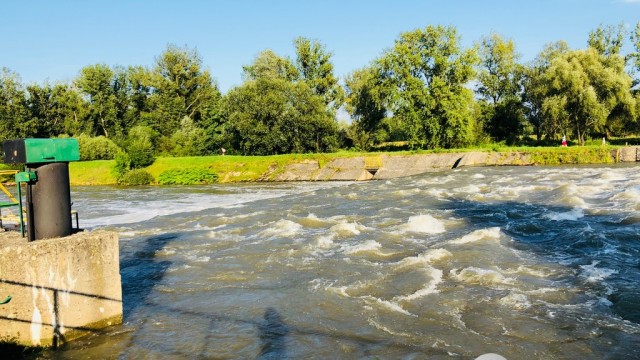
[68,146,625,186]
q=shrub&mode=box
[112,151,131,179]
[157,168,218,185]
[77,134,121,160]
[127,140,156,169]
[118,169,154,186]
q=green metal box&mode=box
[2,138,80,164]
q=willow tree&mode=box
[476,33,525,143]
[522,41,569,141]
[542,48,635,145]
[375,25,478,149]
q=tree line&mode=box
[1,23,640,161]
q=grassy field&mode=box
[68,145,624,186]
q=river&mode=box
[46,164,640,359]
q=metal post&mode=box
[17,182,24,237]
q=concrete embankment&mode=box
[268,147,639,182]
[0,230,121,347]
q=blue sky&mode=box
[2,0,639,93]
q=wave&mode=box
[450,267,515,286]
[448,227,501,245]
[544,208,584,221]
[259,219,303,238]
[399,214,446,234]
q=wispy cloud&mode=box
[619,0,640,3]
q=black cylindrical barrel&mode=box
[26,162,72,239]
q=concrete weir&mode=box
[0,230,121,347]
[269,147,640,182]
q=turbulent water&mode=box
[48,164,640,359]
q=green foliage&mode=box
[76,64,123,138]
[294,37,345,109]
[224,77,338,155]
[476,33,526,142]
[118,169,154,186]
[529,147,614,165]
[542,48,635,145]
[157,168,218,185]
[344,67,387,144]
[588,23,625,57]
[127,140,155,169]
[112,151,131,179]
[77,134,121,160]
[148,45,222,137]
[0,67,29,139]
[375,25,479,149]
[168,116,208,156]
[123,125,157,168]
[242,50,299,81]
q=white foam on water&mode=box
[448,227,501,245]
[612,186,640,209]
[472,173,486,179]
[367,319,413,337]
[579,261,619,284]
[395,248,452,270]
[342,240,382,255]
[326,285,351,297]
[329,221,368,237]
[259,219,303,238]
[314,235,335,249]
[545,208,584,221]
[450,267,515,286]
[460,184,481,194]
[363,296,416,317]
[499,292,532,310]
[399,214,445,234]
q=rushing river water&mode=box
[46,164,640,359]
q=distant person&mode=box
[221,148,226,156]
[561,135,567,147]
[602,137,606,146]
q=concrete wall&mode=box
[0,230,121,347]
[269,148,638,182]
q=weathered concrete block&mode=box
[618,147,640,162]
[0,230,121,347]
[374,153,464,179]
[272,160,319,181]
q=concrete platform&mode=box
[0,230,121,347]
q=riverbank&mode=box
[68,146,639,186]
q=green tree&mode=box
[476,33,526,143]
[169,116,208,156]
[0,68,29,139]
[224,78,337,155]
[24,83,68,137]
[629,22,640,90]
[344,66,387,148]
[149,45,222,137]
[76,64,120,138]
[242,50,299,81]
[588,23,625,58]
[375,25,478,148]
[542,48,635,145]
[522,41,569,141]
[293,37,344,109]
